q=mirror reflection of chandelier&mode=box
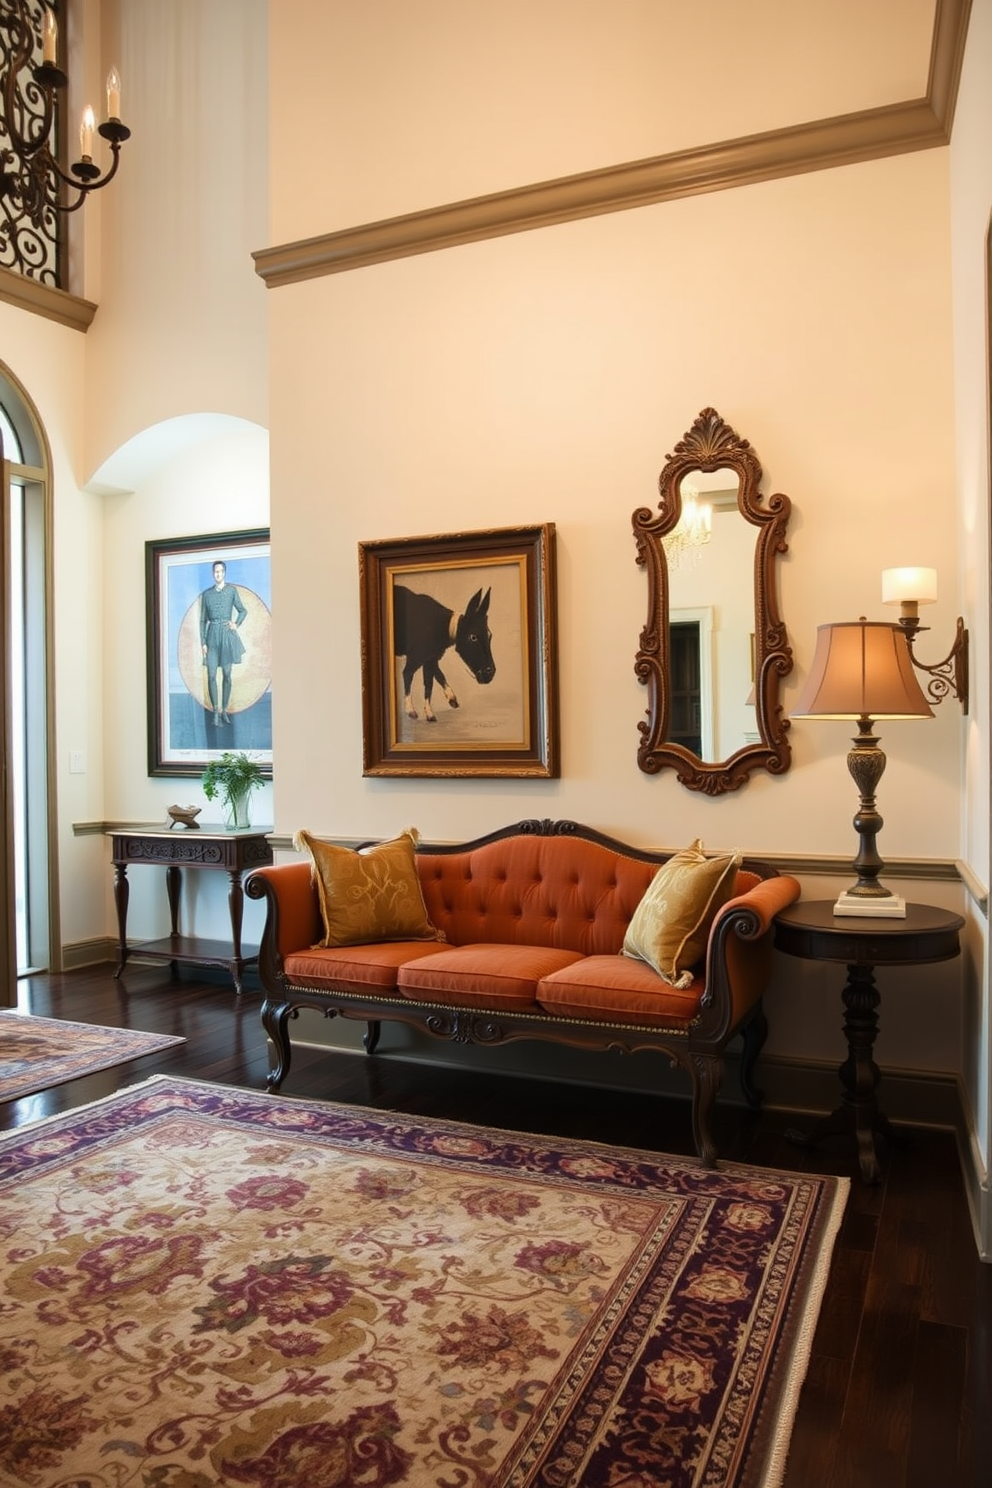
[0,1,130,285]
[663,493,712,569]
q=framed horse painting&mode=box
[359,524,559,777]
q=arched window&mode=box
[0,365,57,986]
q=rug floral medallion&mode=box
[0,1076,847,1488]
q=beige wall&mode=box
[271,0,933,242]
[268,151,961,861]
[81,0,269,482]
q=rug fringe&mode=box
[752,1175,850,1488]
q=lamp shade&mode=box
[791,619,934,720]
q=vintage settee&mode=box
[245,819,801,1164]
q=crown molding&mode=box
[0,265,96,331]
[253,0,971,288]
[928,0,972,123]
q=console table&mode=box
[774,900,964,1183]
[109,826,274,993]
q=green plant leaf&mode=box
[201,750,266,805]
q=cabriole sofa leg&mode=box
[261,997,293,1091]
[690,1053,725,1167]
[364,1020,381,1054]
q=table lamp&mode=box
[791,618,933,917]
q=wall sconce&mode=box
[881,567,969,713]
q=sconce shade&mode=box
[881,567,938,607]
[792,620,934,721]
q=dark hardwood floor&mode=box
[4,961,990,1488]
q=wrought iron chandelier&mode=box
[0,0,129,285]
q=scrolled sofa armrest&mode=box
[245,862,322,976]
[698,873,802,1035]
[718,874,804,939]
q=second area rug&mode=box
[0,1011,186,1103]
[0,1076,846,1487]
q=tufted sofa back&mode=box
[416,832,760,956]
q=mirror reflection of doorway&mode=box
[669,622,702,756]
[668,607,714,760]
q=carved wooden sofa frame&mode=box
[245,819,801,1165]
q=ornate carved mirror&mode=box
[632,408,792,793]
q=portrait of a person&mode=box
[200,560,247,725]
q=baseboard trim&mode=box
[754,1053,961,1130]
[57,942,264,992]
[61,937,118,971]
[954,1078,991,1262]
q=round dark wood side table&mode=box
[773,900,964,1184]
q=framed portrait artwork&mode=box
[359,524,559,777]
[146,529,272,777]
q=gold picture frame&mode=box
[359,524,559,777]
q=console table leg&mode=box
[166,865,182,935]
[838,964,882,1183]
[228,869,245,994]
[112,863,129,977]
[786,964,885,1183]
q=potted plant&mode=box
[201,750,265,829]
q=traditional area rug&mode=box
[0,1011,186,1103]
[0,1077,847,1488]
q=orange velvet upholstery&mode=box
[417,835,657,956]
[536,956,704,1026]
[248,861,322,960]
[283,941,447,995]
[397,943,585,1010]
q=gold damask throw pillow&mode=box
[622,839,741,987]
[294,827,443,948]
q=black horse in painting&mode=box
[393,585,495,721]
